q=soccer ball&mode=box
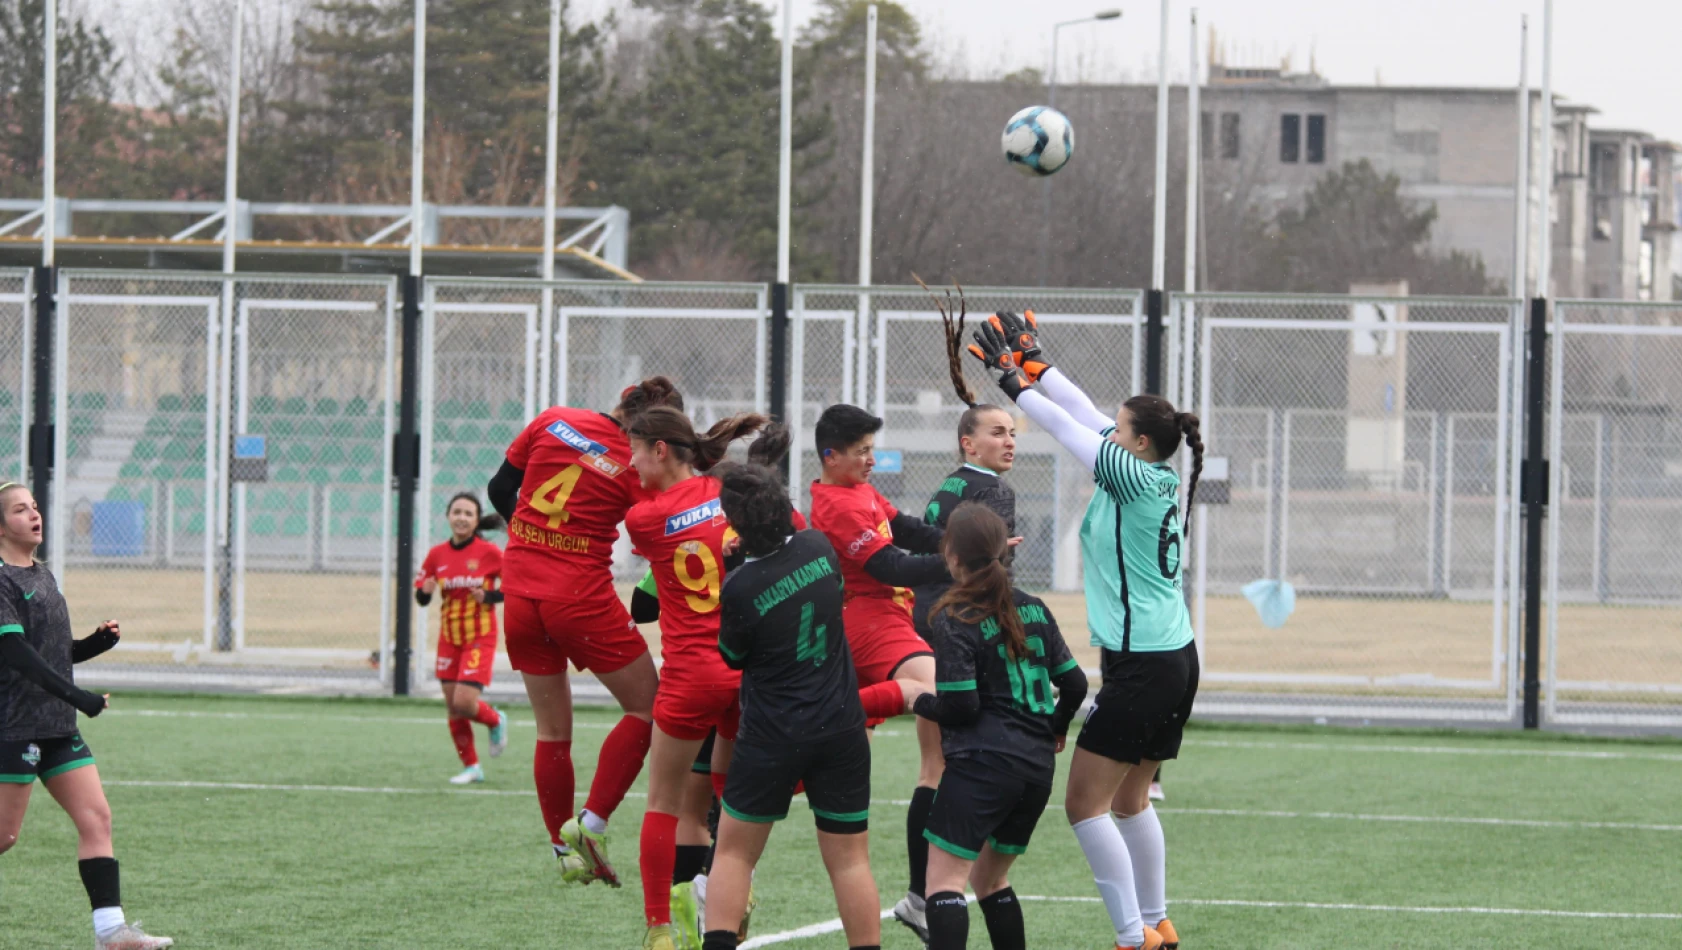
[1001,106,1074,176]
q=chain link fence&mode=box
[792,284,1144,590]
[52,270,396,693]
[1546,301,1682,728]
[1,269,29,485]
[1174,293,1522,722]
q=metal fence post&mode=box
[28,266,54,564]
[1520,296,1549,728]
[393,275,423,696]
[1144,288,1165,395]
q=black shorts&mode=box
[721,728,871,835]
[925,754,1052,860]
[0,733,96,784]
[691,728,717,775]
[1077,640,1200,765]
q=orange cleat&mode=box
[1116,924,1165,950]
[1153,918,1180,950]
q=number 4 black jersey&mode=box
[718,530,865,745]
[916,590,1085,782]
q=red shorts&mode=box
[436,636,497,686]
[503,590,647,676]
[653,683,741,742]
[845,598,933,687]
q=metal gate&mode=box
[1545,301,1682,728]
[1,269,29,485]
[1179,293,1521,722]
[53,271,396,691]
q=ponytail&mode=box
[931,503,1028,660]
[747,422,792,468]
[1176,411,1204,532]
[629,407,769,473]
[615,376,684,420]
[915,273,977,409]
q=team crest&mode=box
[466,559,479,571]
[22,743,40,767]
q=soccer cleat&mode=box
[488,709,509,758]
[449,764,485,784]
[891,892,930,946]
[560,816,621,887]
[1148,781,1165,802]
[737,879,758,943]
[94,921,174,950]
[555,845,593,885]
[670,881,702,950]
[642,924,675,950]
[1116,924,1165,950]
[1153,918,1180,949]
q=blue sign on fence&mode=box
[872,449,903,474]
[234,435,267,460]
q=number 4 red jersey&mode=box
[625,475,742,690]
[503,407,651,602]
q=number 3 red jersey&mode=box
[625,476,741,690]
[503,407,651,602]
[416,537,502,645]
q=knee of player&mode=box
[0,829,18,855]
[77,802,113,840]
[448,698,477,719]
[969,868,1010,899]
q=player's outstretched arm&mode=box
[911,615,981,726]
[1050,666,1089,738]
[863,547,950,588]
[630,570,661,624]
[486,460,522,524]
[995,312,1111,434]
[888,513,943,555]
[71,621,120,663]
[0,631,106,716]
[1037,368,1113,433]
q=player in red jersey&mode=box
[622,407,771,950]
[808,403,959,942]
[486,377,683,886]
[414,492,510,785]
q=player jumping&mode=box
[913,502,1086,950]
[414,492,510,784]
[969,313,1203,950]
[699,460,881,950]
[623,406,770,950]
[487,378,684,885]
[0,482,174,949]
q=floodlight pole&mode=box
[854,5,877,419]
[32,0,57,567]
[393,0,427,696]
[1522,0,1554,729]
[215,0,245,653]
[769,0,794,438]
[541,0,560,404]
[1040,9,1120,287]
[1144,0,1170,394]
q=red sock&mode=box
[583,715,653,822]
[449,718,478,767]
[859,680,906,720]
[793,780,806,796]
[710,771,728,802]
[472,701,500,727]
[640,810,679,927]
[533,740,574,846]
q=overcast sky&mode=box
[90,0,1682,144]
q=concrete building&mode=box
[1194,62,1677,300]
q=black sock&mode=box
[849,946,882,950]
[702,929,738,950]
[979,887,1025,950]
[906,785,937,898]
[674,844,709,885]
[78,857,121,910]
[926,890,969,950]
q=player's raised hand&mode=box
[967,321,1032,401]
[96,620,120,639]
[993,311,1052,383]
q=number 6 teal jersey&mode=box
[717,530,865,745]
[928,591,1080,781]
[1081,427,1195,654]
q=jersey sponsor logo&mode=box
[665,498,725,536]
[586,453,626,478]
[508,518,591,553]
[545,419,627,478]
[937,475,968,497]
[70,740,85,753]
[438,575,488,591]
[21,743,40,766]
[845,528,877,556]
[751,556,836,617]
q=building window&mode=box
[1591,144,1618,193]
[1200,111,1213,161]
[1629,145,1639,195]
[1306,114,1326,164]
[1280,113,1301,163]
[1220,112,1240,160]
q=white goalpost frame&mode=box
[855,5,878,425]
[1149,0,1170,290]
[540,0,562,408]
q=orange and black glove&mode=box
[968,321,1032,401]
[993,310,1052,383]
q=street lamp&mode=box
[1041,9,1121,286]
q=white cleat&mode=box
[1148,781,1165,802]
[892,892,929,946]
[487,709,509,758]
[449,764,485,785]
[95,921,174,950]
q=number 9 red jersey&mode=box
[625,475,742,690]
[502,407,651,602]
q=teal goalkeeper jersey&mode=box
[1078,428,1195,654]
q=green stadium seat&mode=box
[327,420,355,439]
[330,491,354,514]
[499,399,524,420]
[107,485,132,502]
[144,417,173,437]
[453,422,482,443]
[251,395,279,415]
[177,511,205,534]
[349,443,378,466]
[66,439,81,459]
[80,393,107,411]
[187,394,207,413]
[314,397,340,417]
[465,400,490,419]
[343,397,370,417]
[272,465,300,483]
[432,421,454,441]
[307,467,333,485]
[269,418,295,437]
[261,489,290,511]
[344,516,374,538]
[130,440,158,461]
[178,464,206,482]
[434,470,462,489]
[317,444,346,466]
[281,397,308,415]
[0,391,13,409]
[119,462,145,478]
[296,419,326,438]
[356,493,381,514]
[286,444,314,464]
[250,514,278,537]
[441,446,471,467]
[70,415,97,437]
[472,447,501,469]
[157,394,184,413]
[488,423,518,444]
[173,486,201,508]
[290,488,312,513]
[282,514,308,537]
[151,464,177,481]
[438,399,463,419]
[360,420,383,439]
[162,439,190,461]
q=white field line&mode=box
[105,708,907,737]
[1185,738,1682,764]
[744,896,1682,945]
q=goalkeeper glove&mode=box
[967,321,1032,401]
[993,310,1052,383]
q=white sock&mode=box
[92,906,125,939]
[693,872,708,903]
[581,809,608,836]
[553,842,572,857]
[1072,814,1143,946]
[1114,806,1167,925]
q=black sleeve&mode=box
[889,512,944,554]
[630,586,661,624]
[486,460,523,524]
[1050,666,1089,737]
[863,547,950,588]
[481,590,504,605]
[71,626,120,664]
[716,586,753,672]
[414,589,433,607]
[912,614,982,726]
[0,634,105,717]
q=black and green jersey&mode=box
[927,590,1078,781]
[718,530,864,745]
[915,464,1015,639]
[0,563,79,741]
